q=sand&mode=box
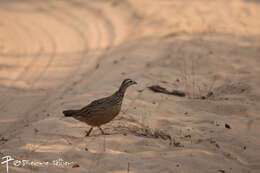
[0,0,260,172]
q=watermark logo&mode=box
[1,155,73,173]
[1,156,14,173]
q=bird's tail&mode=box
[63,109,80,117]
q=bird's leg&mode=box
[98,127,105,135]
[85,127,93,137]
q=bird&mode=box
[63,79,137,136]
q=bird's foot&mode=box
[85,127,93,137]
[98,127,109,135]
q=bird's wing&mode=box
[88,97,108,106]
[77,96,110,115]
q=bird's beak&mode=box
[133,80,137,85]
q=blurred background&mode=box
[0,0,260,173]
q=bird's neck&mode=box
[117,84,128,96]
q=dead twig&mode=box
[148,85,185,97]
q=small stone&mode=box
[184,135,191,138]
[216,143,220,148]
[196,139,203,144]
[201,96,206,99]
[72,163,80,168]
[225,123,231,129]
[210,140,216,144]
[34,128,39,133]
[0,137,8,142]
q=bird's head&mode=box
[118,78,137,93]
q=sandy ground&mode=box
[0,0,260,172]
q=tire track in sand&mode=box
[0,0,119,146]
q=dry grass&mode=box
[180,57,217,99]
[115,116,172,141]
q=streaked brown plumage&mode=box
[63,79,137,136]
